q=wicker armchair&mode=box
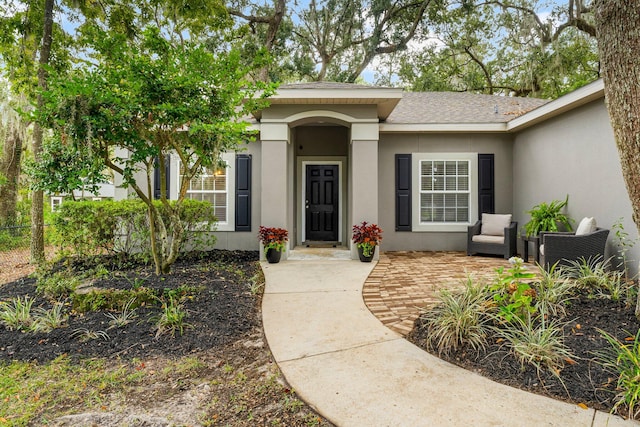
[467,218,518,259]
[539,228,609,270]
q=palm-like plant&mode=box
[524,196,573,237]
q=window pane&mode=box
[457,194,469,207]
[458,208,469,222]
[445,177,457,191]
[445,161,457,176]
[433,161,444,176]
[214,174,226,191]
[421,161,433,176]
[433,177,445,191]
[458,176,469,191]
[421,176,433,191]
[458,161,469,175]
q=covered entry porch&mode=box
[256,83,402,260]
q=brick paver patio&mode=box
[363,251,520,336]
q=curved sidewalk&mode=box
[261,258,637,427]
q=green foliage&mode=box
[596,328,640,419]
[493,314,574,376]
[561,256,627,300]
[32,303,68,333]
[154,296,191,337]
[35,22,275,274]
[71,287,156,313]
[71,328,110,342]
[490,257,538,322]
[105,298,138,328]
[524,196,573,237]
[52,199,218,259]
[0,297,36,331]
[534,263,576,317]
[421,276,491,355]
[35,271,80,300]
[612,217,638,282]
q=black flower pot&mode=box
[357,245,375,263]
[266,248,282,264]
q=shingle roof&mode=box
[386,92,550,124]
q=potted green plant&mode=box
[258,226,288,263]
[352,221,383,262]
[524,196,574,237]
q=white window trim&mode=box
[51,196,63,212]
[411,152,478,232]
[172,152,236,232]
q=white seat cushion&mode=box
[481,213,512,236]
[575,217,596,236]
[539,244,545,256]
[472,234,505,244]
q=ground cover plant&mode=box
[408,256,640,420]
[0,250,333,426]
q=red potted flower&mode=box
[352,221,383,262]
[258,226,289,263]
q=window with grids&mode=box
[181,165,228,223]
[419,160,470,223]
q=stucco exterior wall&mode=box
[212,142,262,251]
[512,99,639,274]
[378,133,514,251]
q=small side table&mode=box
[520,234,540,264]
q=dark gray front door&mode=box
[305,165,339,241]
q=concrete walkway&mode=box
[261,255,638,427]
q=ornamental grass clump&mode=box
[258,226,289,255]
[493,313,574,376]
[421,276,491,355]
[596,328,640,419]
[351,221,383,257]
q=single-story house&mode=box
[114,78,640,275]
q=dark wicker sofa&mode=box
[539,227,609,270]
[467,219,518,259]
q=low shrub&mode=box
[52,199,218,259]
[71,287,156,313]
[36,271,80,300]
[421,276,491,355]
[0,297,36,331]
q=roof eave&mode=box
[252,87,404,121]
[379,123,508,133]
[507,79,605,132]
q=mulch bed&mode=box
[408,295,640,419]
[0,250,261,362]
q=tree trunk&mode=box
[0,121,23,225]
[593,0,640,318]
[30,0,55,264]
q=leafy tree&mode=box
[35,26,274,274]
[0,0,74,261]
[396,0,599,97]
[593,0,640,317]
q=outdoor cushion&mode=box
[575,217,596,236]
[539,244,545,256]
[481,213,512,236]
[472,234,505,244]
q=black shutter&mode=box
[235,154,252,231]
[395,154,412,231]
[153,155,170,199]
[478,154,495,215]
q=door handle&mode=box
[305,200,309,209]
